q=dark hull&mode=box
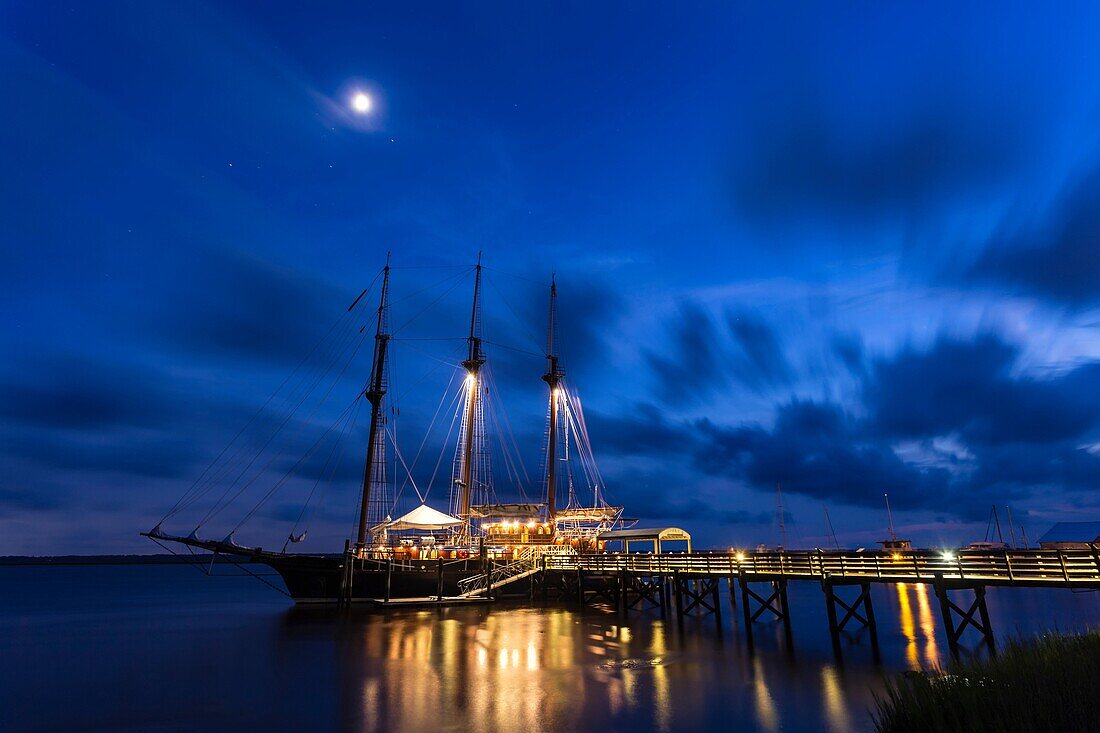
[142,531,497,605]
[262,554,488,603]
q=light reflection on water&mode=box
[2,565,1099,733]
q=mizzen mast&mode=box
[457,255,486,542]
[542,276,564,522]
[355,259,391,554]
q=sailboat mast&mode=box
[885,493,897,542]
[1006,505,1017,549]
[355,259,391,554]
[458,255,485,541]
[823,504,840,550]
[776,481,788,549]
[542,277,563,522]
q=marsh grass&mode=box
[874,631,1100,732]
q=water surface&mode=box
[1,564,1097,732]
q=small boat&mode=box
[877,493,913,552]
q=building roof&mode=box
[598,527,691,542]
[1038,521,1100,543]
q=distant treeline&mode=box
[0,554,253,566]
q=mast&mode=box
[992,505,1005,544]
[823,504,840,550]
[885,493,897,542]
[542,276,563,522]
[355,258,391,554]
[458,254,485,541]
[776,481,788,549]
[1006,505,1017,549]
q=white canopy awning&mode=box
[385,503,463,531]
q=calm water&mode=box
[1,565,1098,732]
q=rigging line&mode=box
[481,340,545,359]
[484,275,544,355]
[390,341,465,405]
[161,290,371,523]
[284,392,363,549]
[427,378,467,500]
[390,270,472,335]
[202,324,370,528]
[214,345,368,532]
[233,395,361,531]
[391,337,467,342]
[481,264,545,286]
[386,426,424,503]
[394,368,461,497]
[481,369,530,496]
[485,368,532,486]
[392,338,467,370]
[190,322,362,527]
[173,267,381,515]
[173,309,367,520]
[387,266,471,306]
[408,374,465,506]
[389,265,470,270]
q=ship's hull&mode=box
[261,554,490,603]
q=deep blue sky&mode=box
[3,2,1100,554]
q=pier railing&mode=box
[545,548,1100,587]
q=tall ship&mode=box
[144,257,631,603]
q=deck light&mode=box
[735,551,746,563]
[941,551,956,562]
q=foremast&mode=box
[542,277,564,522]
[457,255,486,543]
[355,259,391,555]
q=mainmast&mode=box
[355,258,391,554]
[458,254,485,542]
[542,276,564,522]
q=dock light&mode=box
[941,551,956,562]
[735,551,746,563]
[892,553,902,561]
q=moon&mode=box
[351,92,373,114]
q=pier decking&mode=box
[545,547,1100,587]
[535,548,1100,656]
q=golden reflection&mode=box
[751,656,779,732]
[649,620,672,733]
[327,607,727,732]
[895,582,919,668]
[820,665,852,733]
[895,582,942,669]
[914,583,941,667]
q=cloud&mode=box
[865,334,1100,445]
[731,103,1020,230]
[0,355,181,431]
[644,302,728,405]
[967,167,1100,304]
[694,401,959,513]
[726,309,792,389]
[644,303,792,405]
[152,249,345,366]
[598,331,1100,520]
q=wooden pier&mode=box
[538,548,1100,656]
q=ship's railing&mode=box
[544,547,1100,586]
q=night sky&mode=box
[4,2,1100,554]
